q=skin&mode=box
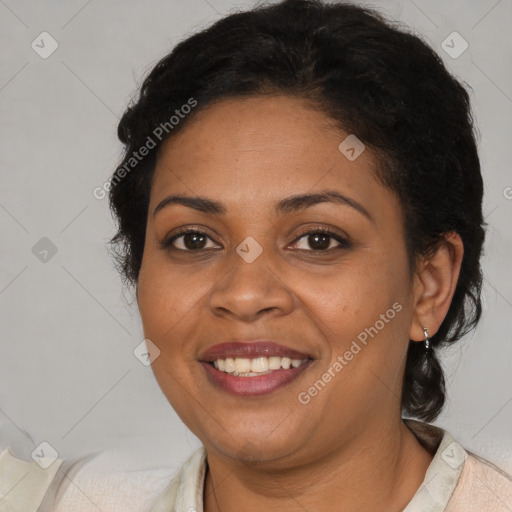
[136,95,464,511]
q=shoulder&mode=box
[403,418,512,512]
[447,450,512,511]
[0,446,176,512]
[0,446,63,512]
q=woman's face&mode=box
[137,95,417,466]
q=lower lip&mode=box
[200,360,314,397]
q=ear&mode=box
[409,231,464,342]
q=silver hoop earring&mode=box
[423,327,431,353]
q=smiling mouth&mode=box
[200,356,314,397]
[199,340,315,395]
[208,356,311,377]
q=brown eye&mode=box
[291,228,351,252]
[163,229,218,251]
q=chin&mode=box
[202,425,308,465]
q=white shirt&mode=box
[1,419,511,511]
[149,419,512,512]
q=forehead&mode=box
[150,95,394,218]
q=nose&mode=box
[208,246,294,322]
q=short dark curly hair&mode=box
[108,0,485,422]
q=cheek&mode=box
[137,259,205,415]
[302,253,411,374]
[137,247,196,333]
[303,257,403,321]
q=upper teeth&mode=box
[213,356,307,375]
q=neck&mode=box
[203,418,434,512]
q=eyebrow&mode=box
[153,189,373,222]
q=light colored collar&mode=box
[150,445,207,512]
[402,418,466,511]
[150,419,466,512]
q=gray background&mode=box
[1,0,511,478]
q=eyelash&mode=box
[161,226,351,253]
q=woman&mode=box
[1,0,510,510]
[111,0,512,510]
